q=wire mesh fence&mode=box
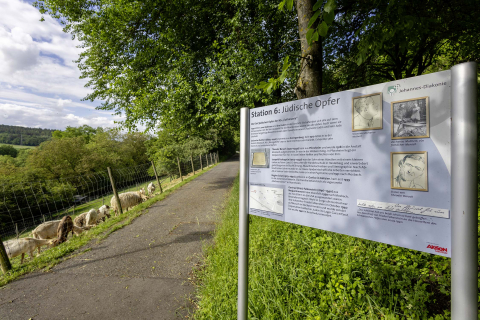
[0,152,218,241]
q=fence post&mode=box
[206,154,209,167]
[15,224,18,240]
[217,151,219,163]
[210,153,213,166]
[177,157,183,182]
[107,167,123,215]
[190,155,195,175]
[0,239,11,273]
[200,154,203,170]
[151,161,163,194]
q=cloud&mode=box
[56,98,72,107]
[0,0,93,99]
[0,103,122,130]
[0,27,39,73]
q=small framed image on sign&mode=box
[391,151,428,191]
[391,96,429,139]
[352,92,383,131]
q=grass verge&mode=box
[0,164,218,286]
[194,176,460,319]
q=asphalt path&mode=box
[0,156,239,320]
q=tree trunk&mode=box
[295,0,323,99]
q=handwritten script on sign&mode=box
[357,200,449,219]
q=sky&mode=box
[0,0,124,131]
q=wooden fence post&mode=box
[190,155,195,175]
[206,154,209,167]
[200,154,203,170]
[107,167,123,215]
[177,157,183,182]
[0,239,11,273]
[210,153,213,166]
[151,161,163,194]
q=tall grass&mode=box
[195,177,457,319]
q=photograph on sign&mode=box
[391,152,428,191]
[391,96,429,139]
[251,148,270,168]
[250,185,284,215]
[352,92,383,131]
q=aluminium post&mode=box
[177,157,183,182]
[107,167,123,215]
[451,61,478,319]
[238,107,249,320]
[151,161,163,194]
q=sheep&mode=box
[53,216,74,245]
[85,209,99,226]
[147,182,155,196]
[97,205,111,222]
[110,189,147,216]
[3,237,56,264]
[73,212,88,228]
[32,220,88,253]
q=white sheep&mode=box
[147,182,155,196]
[3,237,56,264]
[97,205,111,222]
[85,209,98,226]
[110,189,147,216]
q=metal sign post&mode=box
[238,107,249,320]
[451,61,478,319]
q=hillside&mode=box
[0,124,54,146]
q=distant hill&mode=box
[0,124,54,146]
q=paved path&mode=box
[0,156,239,320]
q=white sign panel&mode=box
[248,71,451,256]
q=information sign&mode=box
[248,71,452,256]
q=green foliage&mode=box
[0,145,18,158]
[0,125,53,146]
[195,177,455,319]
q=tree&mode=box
[0,145,18,158]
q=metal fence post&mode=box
[177,157,183,182]
[451,61,478,319]
[107,167,123,215]
[0,238,12,273]
[238,107,249,320]
[151,161,163,194]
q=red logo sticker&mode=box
[427,244,447,254]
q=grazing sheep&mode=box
[97,205,111,222]
[73,212,88,228]
[53,216,74,245]
[110,190,147,216]
[147,182,155,196]
[32,220,88,252]
[85,209,99,226]
[3,238,56,264]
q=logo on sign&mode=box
[427,244,447,254]
[387,84,401,96]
